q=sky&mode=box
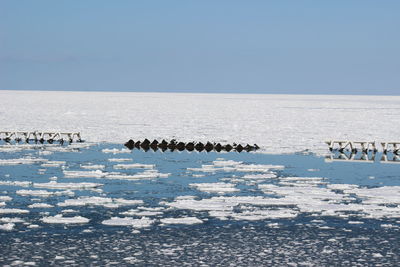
[0,0,399,95]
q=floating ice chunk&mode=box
[212,160,243,167]
[0,217,25,223]
[0,208,29,214]
[63,170,107,178]
[108,158,133,162]
[101,148,130,154]
[41,214,90,224]
[38,150,53,156]
[28,203,54,208]
[41,161,66,168]
[114,198,144,206]
[348,221,364,224]
[0,157,48,165]
[235,164,284,173]
[81,164,105,170]
[187,165,217,173]
[189,183,239,194]
[231,209,298,221]
[33,181,103,190]
[61,209,76,213]
[327,184,359,190]
[102,217,154,228]
[27,224,40,228]
[160,217,203,225]
[0,196,12,202]
[0,181,32,187]
[242,173,277,179]
[16,189,74,197]
[57,196,143,207]
[0,202,5,207]
[114,163,155,169]
[120,209,163,216]
[0,223,15,231]
[106,170,169,180]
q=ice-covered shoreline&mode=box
[1,90,399,154]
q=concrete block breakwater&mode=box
[326,140,400,153]
[124,139,260,152]
[0,131,83,144]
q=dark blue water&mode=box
[0,143,399,266]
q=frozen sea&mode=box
[1,91,400,266]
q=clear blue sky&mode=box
[1,0,399,95]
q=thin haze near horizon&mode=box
[0,1,399,95]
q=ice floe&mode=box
[81,164,105,170]
[33,181,103,190]
[0,217,25,223]
[113,163,155,169]
[106,170,170,180]
[28,203,54,208]
[189,183,239,194]
[0,208,29,214]
[102,217,154,228]
[0,196,13,202]
[63,170,107,178]
[0,157,48,165]
[160,217,203,225]
[41,214,90,224]
[41,161,66,168]
[0,223,15,231]
[57,197,143,207]
[101,148,131,154]
[108,158,133,162]
[16,189,74,197]
[0,181,32,187]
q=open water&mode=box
[0,143,399,266]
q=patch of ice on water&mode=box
[41,161,66,168]
[81,164,105,170]
[0,223,15,231]
[33,181,103,190]
[28,203,54,208]
[189,183,239,194]
[160,217,203,225]
[242,173,277,180]
[106,170,170,180]
[108,158,133,162]
[0,217,25,223]
[230,209,298,221]
[0,196,13,202]
[57,196,143,207]
[16,189,74,197]
[63,170,107,178]
[327,184,359,190]
[0,157,48,165]
[102,217,154,228]
[41,214,90,224]
[0,181,32,187]
[0,208,29,214]
[120,209,163,216]
[113,163,155,169]
[27,224,40,228]
[101,148,131,154]
[212,160,243,167]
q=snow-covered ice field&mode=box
[1,90,400,154]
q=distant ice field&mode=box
[1,90,400,154]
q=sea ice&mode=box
[101,217,154,228]
[160,217,203,225]
[41,214,90,224]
